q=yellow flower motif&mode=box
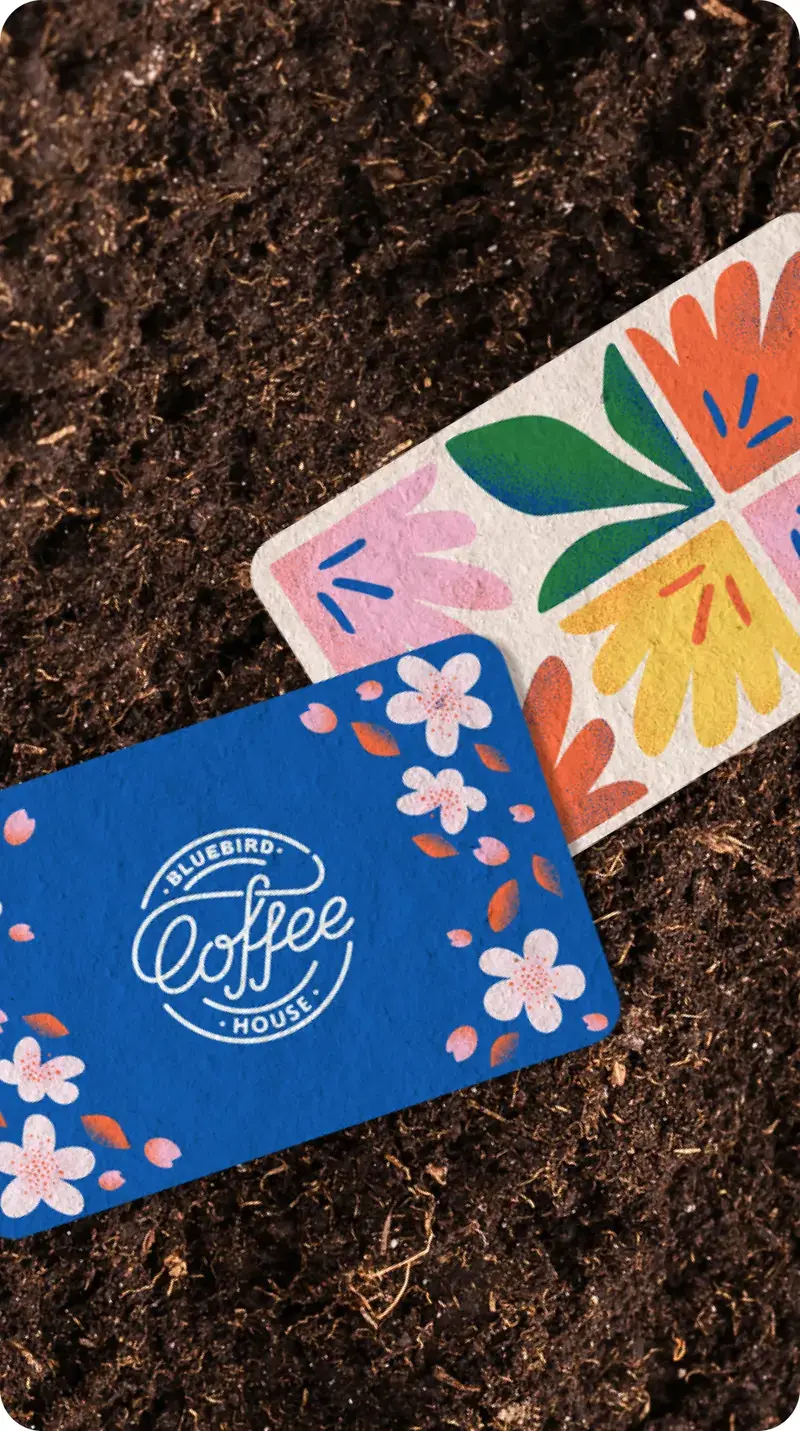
[561,522,800,757]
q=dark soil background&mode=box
[0,1,799,1428]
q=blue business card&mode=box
[0,636,617,1237]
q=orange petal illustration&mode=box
[0,1112,6,1128]
[447,929,473,947]
[9,924,34,943]
[81,1115,132,1150]
[474,743,510,773]
[22,1013,69,1038]
[473,836,510,866]
[523,656,647,843]
[583,1013,609,1032]
[300,703,337,733]
[488,878,520,932]
[98,1170,126,1191]
[145,1137,182,1168]
[4,809,35,845]
[509,803,534,822]
[490,1032,520,1067]
[532,855,562,897]
[351,722,400,756]
[356,680,383,700]
[446,1025,478,1062]
[413,833,458,858]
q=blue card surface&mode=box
[0,636,617,1238]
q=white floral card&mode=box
[252,214,800,851]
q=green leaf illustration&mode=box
[446,418,693,517]
[538,509,691,613]
[602,345,710,507]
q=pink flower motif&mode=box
[509,803,534,823]
[479,929,586,1033]
[387,652,492,757]
[299,702,337,733]
[0,1011,7,1031]
[446,1026,478,1062]
[473,836,510,866]
[356,680,383,700]
[0,1113,95,1218]
[270,465,512,672]
[397,767,486,835]
[9,924,34,943]
[0,1035,85,1105]
[447,929,472,947]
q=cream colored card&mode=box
[252,214,800,852]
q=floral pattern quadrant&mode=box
[0,634,616,1239]
[253,215,800,851]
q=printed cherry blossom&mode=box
[387,653,492,757]
[473,836,509,866]
[4,810,35,845]
[0,1036,85,1105]
[9,924,34,943]
[445,1026,478,1062]
[0,1114,95,1218]
[356,680,383,700]
[479,929,585,1034]
[397,767,486,835]
[447,929,473,947]
[583,1013,609,1032]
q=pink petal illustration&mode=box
[509,803,534,823]
[490,1032,520,1068]
[4,809,35,845]
[0,1010,7,1027]
[447,929,473,948]
[356,680,383,701]
[583,1013,609,1032]
[145,1137,182,1169]
[9,924,34,943]
[98,1170,126,1191]
[473,836,510,867]
[446,1025,478,1062]
[300,703,338,733]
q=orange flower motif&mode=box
[628,255,800,492]
[523,657,647,844]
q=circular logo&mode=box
[131,828,354,1045]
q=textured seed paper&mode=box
[252,214,800,851]
[0,636,616,1239]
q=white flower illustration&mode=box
[0,1114,95,1218]
[0,1036,85,1104]
[397,767,487,835]
[480,929,586,1033]
[386,653,492,757]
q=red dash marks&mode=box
[725,574,752,626]
[413,833,458,858]
[81,1115,131,1150]
[488,878,520,932]
[532,855,562,897]
[22,1013,69,1038]
[474,743,510,773]
[490,1033,519,1068]
[692,583,715,645]
[658,563,705,598]
[351,722,400,757]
